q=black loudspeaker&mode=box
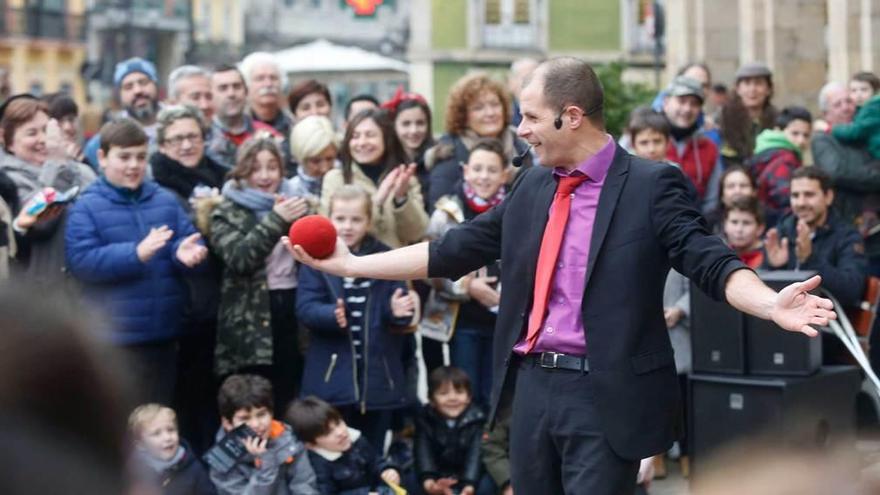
[689,366,860,476]
[690,281,746,374]
[746,270,822,376]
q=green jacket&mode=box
[753,129,801,158]
[210,199,291,375]
[832,94,880,159]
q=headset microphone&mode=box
[511,144,533,168]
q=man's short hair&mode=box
[217,374,274,420]
[852,71,880,93]
[239,52,286,90]
[285,396,343,444]
[817,82,846,113]
[532,57,605,128]
[724,195,765,225]
[167,65,211,101]
[212,63,246,89]
[791,166,832,193]
[776,106,812,130]
[344,94,380,121]
[99,118,148,154]
[626,106,671,140]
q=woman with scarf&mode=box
[320,108,428,249]
[210,137,310,412]
[424,73,531,209]
[150,105,227,453]
[0,94,95,285]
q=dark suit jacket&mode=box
[427,145,747,460]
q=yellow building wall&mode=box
[193,0,244,47]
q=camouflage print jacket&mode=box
[210,198,291,376]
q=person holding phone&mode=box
[0,94,95,286]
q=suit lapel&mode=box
[584,147,630,290]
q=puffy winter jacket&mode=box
[296,237,411,411]
[65,177,199,344]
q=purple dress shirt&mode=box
[513,136,616,356]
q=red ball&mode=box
[289,215,337,259]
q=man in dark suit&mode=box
[285,58,836,494]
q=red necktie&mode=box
[524,174,589,353]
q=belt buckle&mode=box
[540,352,559,368]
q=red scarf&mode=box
[463,182,506,214]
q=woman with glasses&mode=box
[151,104,227,452]
[424,73,532,209]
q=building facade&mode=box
[664,0,880,111]
[0,0,88,104]
[409,0,658,130]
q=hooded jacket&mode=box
[750,129,803,227]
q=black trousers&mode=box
[509,360,639,495]
[269,288,304,413]
[174,318,219,455]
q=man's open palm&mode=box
[771,275,836,337]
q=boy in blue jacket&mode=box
[65,118,208,404]
[296,184,418,454]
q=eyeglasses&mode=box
[164,133,203,147]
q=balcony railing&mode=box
[92,0,190,19]
[0,8,86,42]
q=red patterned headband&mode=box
[381,85,428,116]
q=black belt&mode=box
[523,351,590,372]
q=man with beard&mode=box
[206,63,281,170]
[83,58,162,168]
[661,76,721,212]
[763,166,866,307]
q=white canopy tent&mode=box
[273,39,409,74]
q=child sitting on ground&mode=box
[415,366,494,495]
[286,396,402,494]
[128,404,216,495]
[208,374,318,495]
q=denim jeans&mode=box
[450,326,494,408]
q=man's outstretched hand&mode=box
[282,236,352,277]
[770,275,836,337]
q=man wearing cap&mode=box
[84,57,162,168]
[662,76,720,211]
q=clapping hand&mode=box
[795,219,813,264]
[764,228,790,267]
[176,232,208,267]
[375,163,417,206]
[273,195,309,223]
[137,225,174,262]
